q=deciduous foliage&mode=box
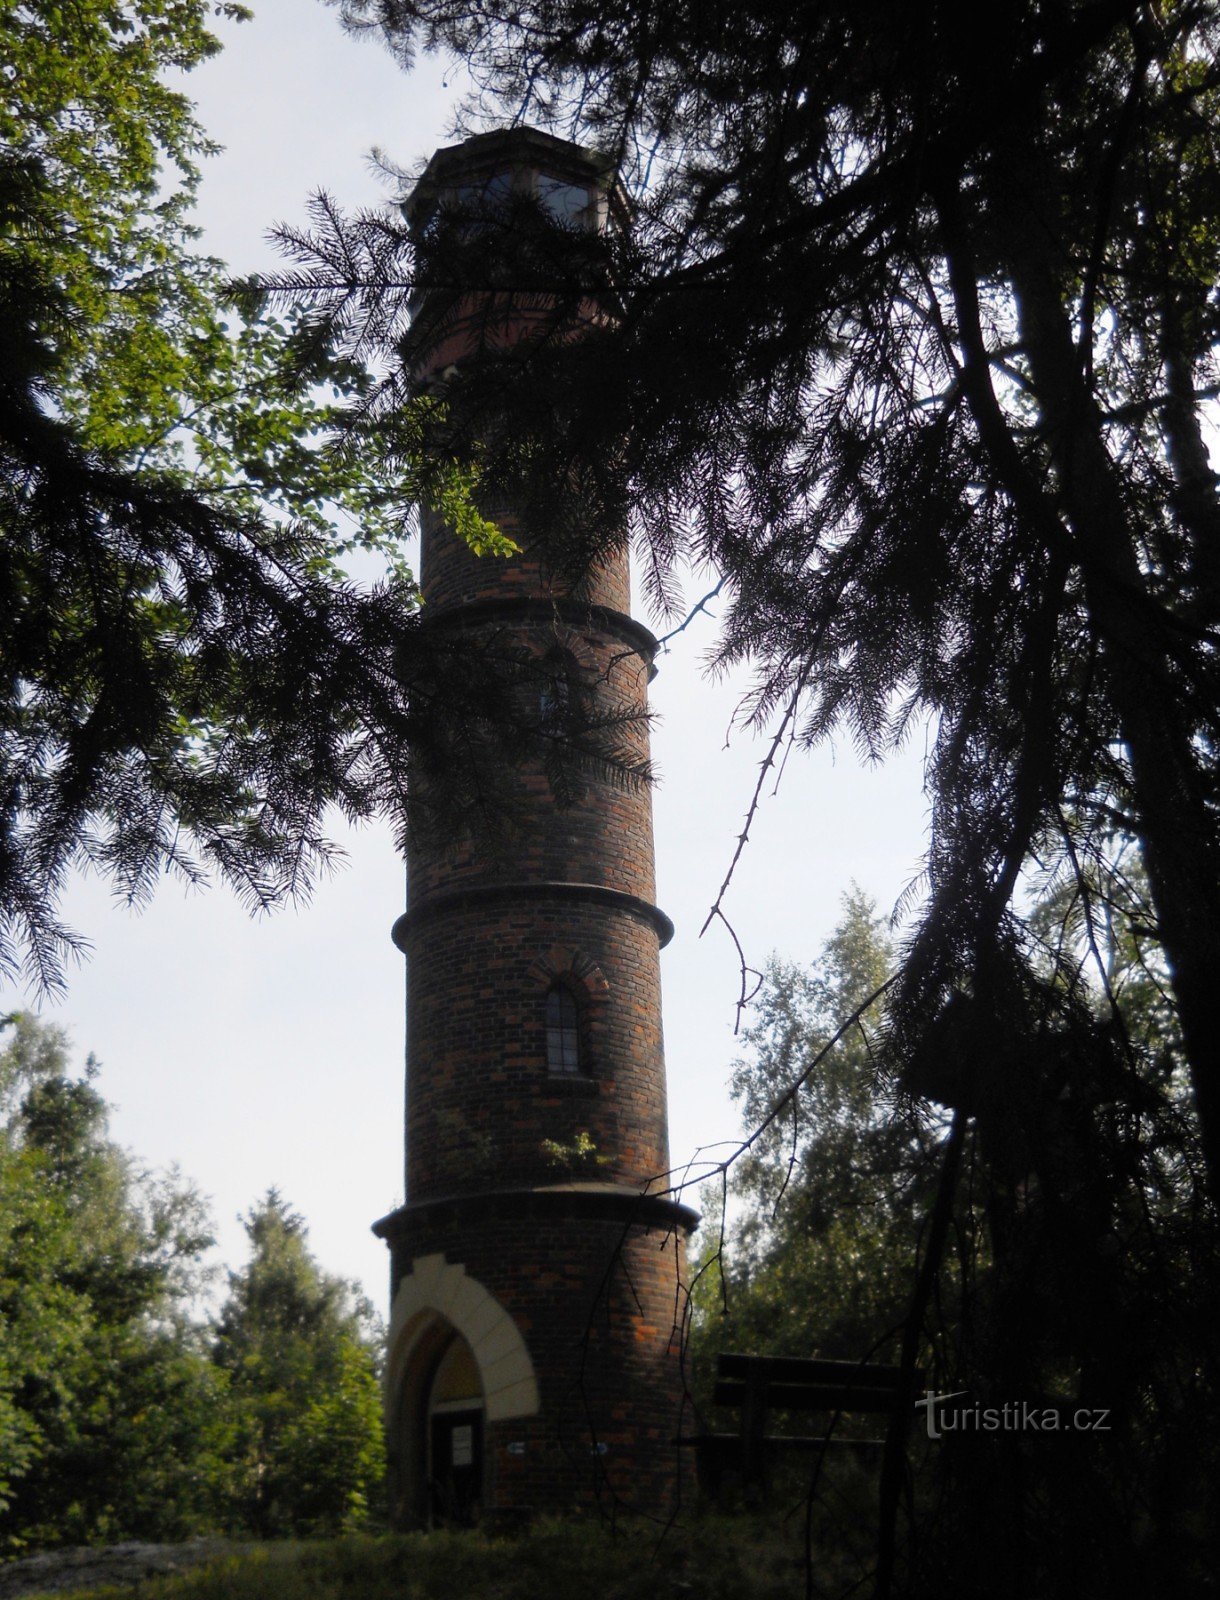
[319,0,1220,1200]
[0,1014,230,1548]
[698,893,931,1366]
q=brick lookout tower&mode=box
[373,128,697,1527]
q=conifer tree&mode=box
[0,1018,387,1546]
[0,1,543,991]
[313,0,1220,1200]
[212,1192,385,1536]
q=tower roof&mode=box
[402,125,629,232]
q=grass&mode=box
[35,1515,826,1600]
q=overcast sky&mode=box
[5,0,930,1310]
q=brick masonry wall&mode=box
[403,504,671,1201]
[406,610,656,905]
[402,895,669,1197]
[415,283,629,617]
[421,509,630,615]
[389,1199,694,1517]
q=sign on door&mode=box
[451,1424,473,1467]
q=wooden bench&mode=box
[684,1352,923,1496]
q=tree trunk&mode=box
[1006,246,1220,1199]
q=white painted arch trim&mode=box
[387,1253,540,1422]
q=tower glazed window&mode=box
[537,173,592,227]
[545,982,581,1074]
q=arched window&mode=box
[545,983,581,1074]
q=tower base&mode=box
[374,1185,697,1525]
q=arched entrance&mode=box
[385,1255,539,1528]
[427,1331,484,1525]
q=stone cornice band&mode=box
[392,880,675,950]
[373,1182,699,1240]
[419,596,660,675]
